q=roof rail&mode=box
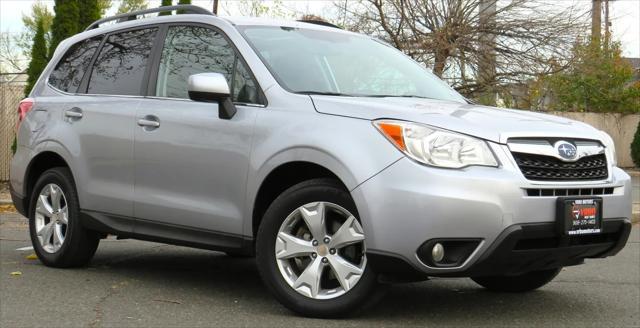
[297,20,341,29]
[85,5,214,31]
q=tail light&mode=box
[17,98,34,130]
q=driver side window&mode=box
[155,25,262,104]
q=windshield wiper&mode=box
[296,91,354,97]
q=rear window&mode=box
[48,37,102,93]
[87,28,157,96]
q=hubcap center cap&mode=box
[317,244,329,257]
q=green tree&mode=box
[117,0,149,14]
[159,0,173,16]
[15,1,54,58]
[632,121,640,167]
[25,19,48,97]
[79,0,102,30]
[49,0,80,58]
[177,0,191,14]
[11,137,17,155]
[546,41,640,113]
[98,0,113,15]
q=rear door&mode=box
[58,27,158,218]
[133,24,265,235]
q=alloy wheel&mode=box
[34,184,68,253]
[275,201,366,300]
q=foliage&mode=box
[50,0,80,57]
[11,136,17,155]
[21,2,54,36]
[25,19,48,97]
[78,0,102,30]
[8,1,54,66]
[177,0,191,14]
[632,121,640,167]
[233,0,291,18]
[159,0,173,15]
[98,0,113,15]
[117,0,149,14]
[545,41,640,113]
[335,0,589,100]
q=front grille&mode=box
[512,152,608,181]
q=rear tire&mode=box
[256,178,378,318]
[28,167,100,268]
[471,268,561,292]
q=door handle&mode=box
[137,119,160,127]
[137,115,160,130]
[64,108,83,119]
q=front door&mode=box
[133,24,265,235]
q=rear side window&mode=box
[87,28,157,95]
[49,37,102,93]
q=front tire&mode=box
[256,179,378,318]
[28,167,100,268]
[471,268,561,292]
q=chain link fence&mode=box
[0,75,25,181]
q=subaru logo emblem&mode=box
[555,141,577,160]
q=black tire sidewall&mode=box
[28,167,97,267]
[256,179,377,318]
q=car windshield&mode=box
[239,26,466,103]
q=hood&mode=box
[310,96,602,144]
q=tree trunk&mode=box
[433,48,449,77]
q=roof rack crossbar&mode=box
[85,5,214,31]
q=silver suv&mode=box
[10,5,632,318]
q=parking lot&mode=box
[1,212,638,327]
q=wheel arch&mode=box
[250,160,351,238]
[23,149,74,213]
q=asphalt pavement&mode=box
[1,213,639,327]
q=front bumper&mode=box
[352,157,632,277]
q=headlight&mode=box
[600,131,617,167]
[374,120,498,169]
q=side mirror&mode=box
[188,73,236,119]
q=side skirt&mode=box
[80,210,255,256]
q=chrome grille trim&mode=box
[507,138,605,162]
[507,138,610,182]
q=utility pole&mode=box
[592,0,602,45]
[213,0,219,14]
[478,0,497,106]
[604,0,611,48]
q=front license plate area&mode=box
[556,197,603,235]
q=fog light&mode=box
[432,243,445,263]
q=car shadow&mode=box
[83,241,606,323]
